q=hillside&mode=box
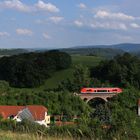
[39,55,103,89]
[0,51,71,88]
[0,49,28,57]
[60,48,124,58]
[0,55,103,91]
[71,43,140,52]
[0,53,139,140]
[59,43,140,57]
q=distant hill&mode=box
[73,43,140,52]
[60,48,125,58]
[0,49,28,56]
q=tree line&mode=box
[91,53,140,89]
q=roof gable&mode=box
[27,105,48,121]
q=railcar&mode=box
[81,87,122,94]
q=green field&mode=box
[41,68,74,89]
[42,55,103,89]
[72,55,103,67]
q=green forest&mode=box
[0,50,71,88]
[0,51,139,140]
[91,53,140,89]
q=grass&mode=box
[0,131,73,140]
[72,55,103,67]
[39,55,103,89]
[43,68,74,89]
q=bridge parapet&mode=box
[78,93,118,102]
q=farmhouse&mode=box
[0,105,50,127]
[138,99,140,116]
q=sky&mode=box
[0,0,140,49]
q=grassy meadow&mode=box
[43,55,103,89]
[72,55,103,67]
[42,55,102,89]
[0,131,73,140]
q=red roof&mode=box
[27,105,48,121]
[0,106,24,119]
[0,105,48,120]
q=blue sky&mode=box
[0,0,140,48]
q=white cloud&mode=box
[49,16,64,23]
[0,32,10,37]
[43,33,51,40]
[78,3,87,9]
[130,23,140,28]
[115,34,133,42]
[16,28,33,36]
[95,10,135,20]
[74,20,83,27]
[35,0,59,13]
[0,0,59,13]
[35,19,43,24]
[2,0,30,12]
[90,22,127,30]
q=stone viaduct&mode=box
[77,93,118,102]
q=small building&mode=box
[138,99,140,116]
[0,105,50,127]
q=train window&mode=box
[112,89,117,91]
[94,90,96,92]
[86,89,92,92]
[97,90,107,92]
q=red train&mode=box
[81,87,122,94]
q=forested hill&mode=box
[0,51,71,88]
[60,48,125,58]
[72,43,140,52]
[0,49,28,56]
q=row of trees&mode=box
[0,50,71,88]
[91,53,140,89]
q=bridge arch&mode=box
[78,92,118,104]
[106,97,112,101]
[86,96,107,103]
[83,98,88,102]
[87,97,106,108]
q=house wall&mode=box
[13,116,22,122]
[45,114,50,125]
[35,112,50,127]
[35,120,47,126]
[138,106,140,116]
[6,109,51,127]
